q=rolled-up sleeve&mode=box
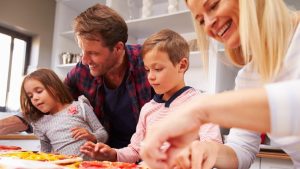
[226,128,261,169]
[265,80,300,136]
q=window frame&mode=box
[0,26,32,112]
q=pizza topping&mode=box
[0,145,22,151]
[79,161,140,169]
[0,151,80,162]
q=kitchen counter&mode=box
[0,133,37,140]
[257,151,290,160]
[0,133,40,151]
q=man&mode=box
[0,3,153,149]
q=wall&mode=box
[0,0,56,71]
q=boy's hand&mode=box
[80,141,117,161]
[71,127,96,143]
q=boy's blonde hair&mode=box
[20,68,74,122]
[142,29,190,68]
[190,0,298,82]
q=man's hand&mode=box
[0,115,29,135]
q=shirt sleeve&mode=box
[115,109,147,163]
[198,123,223,144]
[64,64,80,99]
[265,80,300,136]
[14,113,33,133]
[82,102,108,143]
[225,128,261,169]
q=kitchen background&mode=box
[0,0,299,115]
[1,1,300,168]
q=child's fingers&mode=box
[94,142,107,152]
[81,141,96,150]
[72,129,90,140]
[170,147,190,169]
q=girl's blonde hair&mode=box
[191,0,298,82]
[20,68,73,122]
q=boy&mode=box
[80,29,222,163]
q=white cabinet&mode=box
[250,158,260,169]
[261,158,293,169]
[249,154,294,169]
[51,0,238,93]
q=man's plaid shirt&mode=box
[64,44,153,130]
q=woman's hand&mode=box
[71,127,96,143]
[80,141,117,161]
[173,140,219,169]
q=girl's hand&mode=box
[80,141,117,161]
[71,127,96,143]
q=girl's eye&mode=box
[36,89,43,94]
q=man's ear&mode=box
[114,41,125,52]
[178,57,189,73]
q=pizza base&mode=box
[49,156,83,164]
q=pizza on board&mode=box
[0,145,22,151]
[0,151,82,164]
[64,161,148,169]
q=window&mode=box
[0,26,31,112]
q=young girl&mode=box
[20,68,108,160]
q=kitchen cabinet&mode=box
[260,158,293,169]
[250,152,294,169]
[51,0,239,93]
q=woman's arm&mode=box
[198,88,270,132]
[140,87,270,169]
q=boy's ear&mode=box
[178,57,189,73]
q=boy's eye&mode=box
[155,68,162,72]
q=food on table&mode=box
[0,151,82,164]
[0,145,22,151]
[76,161,146,169]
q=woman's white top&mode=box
[226,24,300,169]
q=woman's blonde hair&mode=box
[191,0,298,82]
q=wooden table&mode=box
[0,133,37,140]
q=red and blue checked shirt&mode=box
[64,44,154,132]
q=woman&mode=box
[140,0,300,169]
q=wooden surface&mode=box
[0,133,37,140]
[257,151,291,160]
